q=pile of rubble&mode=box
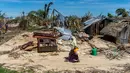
[0,30,130,73]
[2,31,129,60]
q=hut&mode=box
[83,16,112,36]
[100,21,130,44]
[109,17,130,22]
[33,31,58,53]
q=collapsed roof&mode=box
[83,16,106,29]
[107,17,130,23]
[54,27,72,40]
[100,21,129,37]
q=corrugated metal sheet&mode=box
[54,27,72,40]
[56,14,65,27]
[55,27,72,35]
[83,16,105,29]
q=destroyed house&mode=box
[109,17,130,22]
[33,31,58,53]
[100,21,130,44]
[83,16,112,36]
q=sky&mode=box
[0,0,130,17]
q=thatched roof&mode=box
[100,22,129,37]
[108,17,130,22]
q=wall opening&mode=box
[101,35,117,43]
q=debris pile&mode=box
[33,31,58,52]
[0,25,130,73]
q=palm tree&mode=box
[27,11,37,25]
[27,2,53,24]
[44,4,47,18]
[116,8,129,17]
[19,2,54,29]
[116,8,125,16]
[27,10,46,26]
[44,2,53,19]
[37,9,45,20]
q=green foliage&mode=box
[20,68,35,73]
[67,15,81,32]
[82,11,92,22]
[107,13,113,18]
[116,8,125,16]
[84,11,92,18]
[27,10,43,26]
[19,19,28,30]
[122,11,129,17]
[0,65,36,73]
[28,10,45,21]
[0,66,18,73]
[27,2,53,27]
[7,16,21,24]
[6,2,53,30]
[0,11,5,19]
[37,9,45,19]
[115,8,129,17]
[67,15,78,22]
[0,11,5,25]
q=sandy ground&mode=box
[0,32,130,73]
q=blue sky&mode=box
[0,0,130,17]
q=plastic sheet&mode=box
[54,27,72,40]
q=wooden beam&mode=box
[33,36,57,39]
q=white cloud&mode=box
[78,0,105,4]
[66,1,75,4]
[0,0,51,3]
[61,1,130,10]
[1,0,21,2]
[79,1,85,4]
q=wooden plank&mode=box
[20,41,34,50]
[33,36,57,39]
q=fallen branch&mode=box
[20,41,34,50]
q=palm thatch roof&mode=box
[109,17,130,22]
[100,21,129,37]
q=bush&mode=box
[0,66,18,73]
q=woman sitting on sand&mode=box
[65,46,80,63]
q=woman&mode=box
[65,46,80,63]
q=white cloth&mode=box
[70,36,77,47]
[57,39,62,44]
